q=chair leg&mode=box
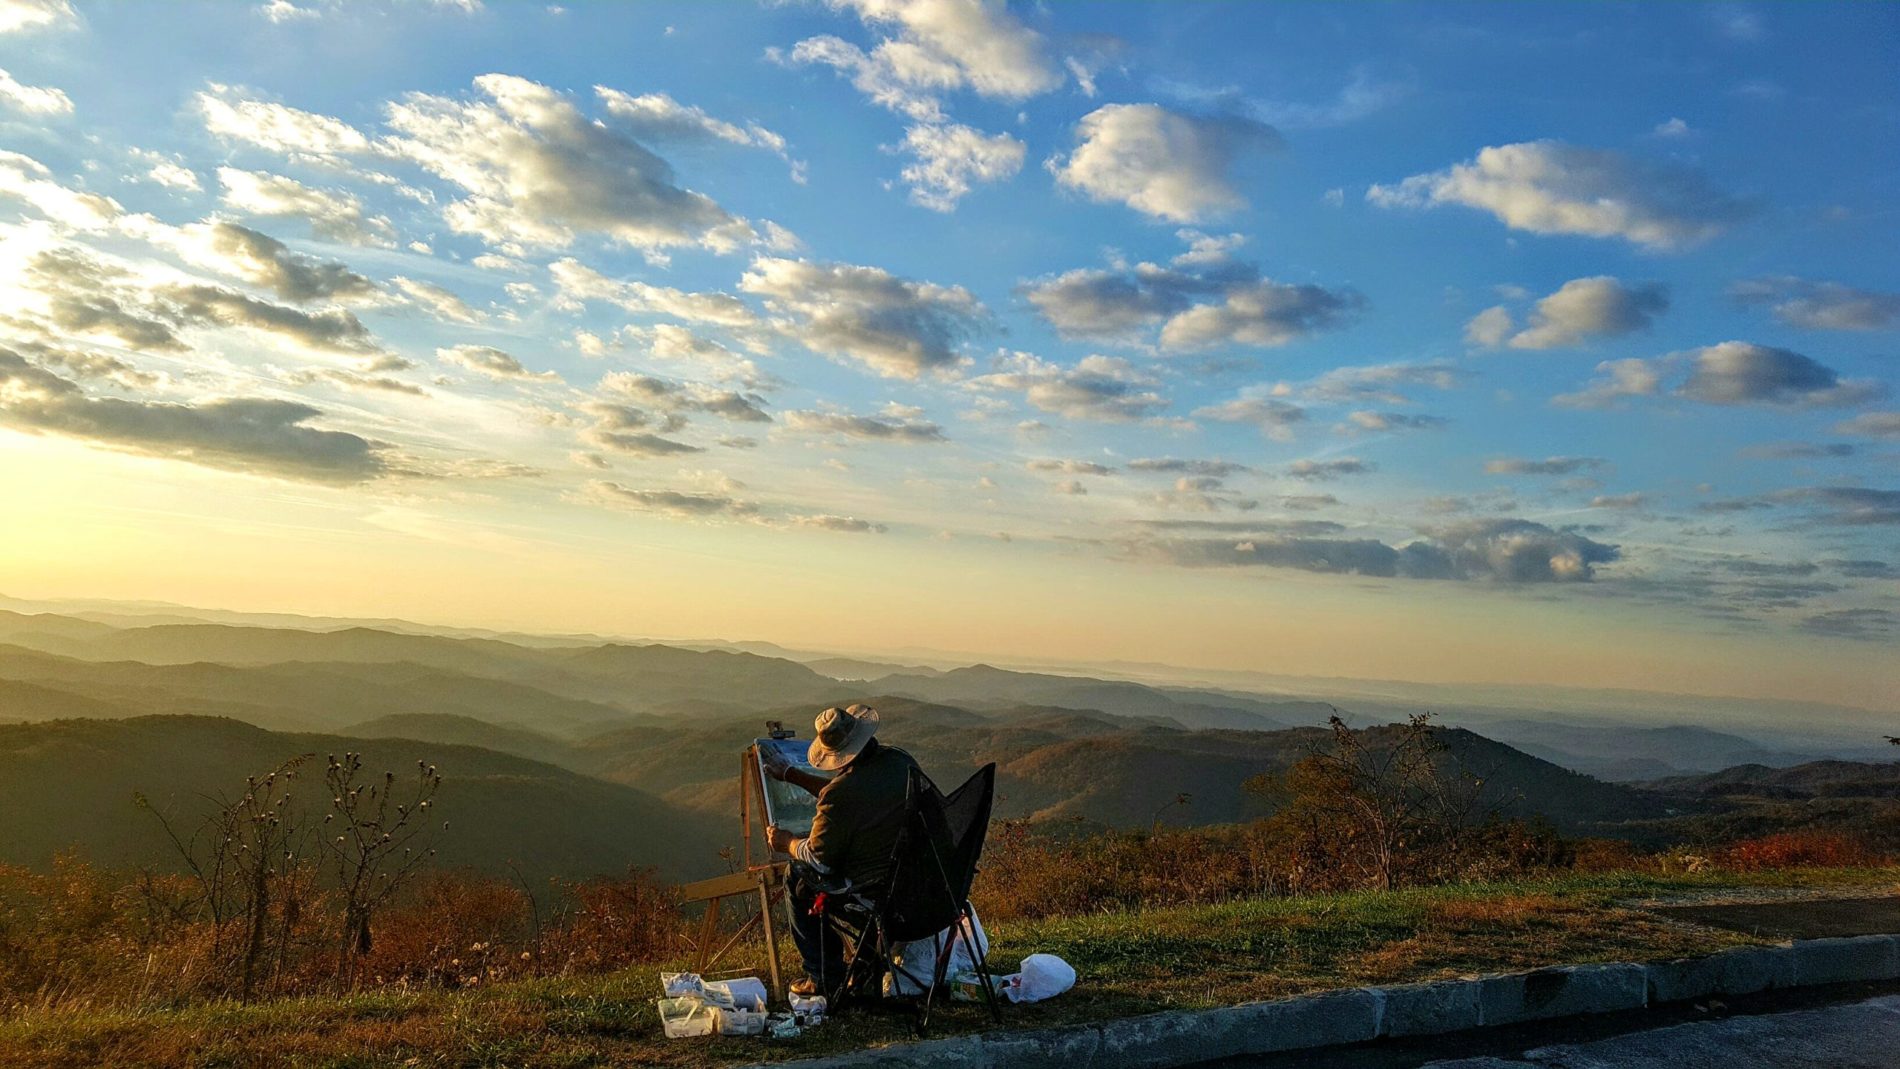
[917,924,960,1034]
[961,907,1004,1024]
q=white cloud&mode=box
[784,0,1061,122]
[595,86,805,180]
[259,0,317,22]
[1653,117,1691,138]
[197,85,374,157]
[0,0,75,34]
[971,352,1168,423]
[783,408,946,443]
[1127,457,1250,478]
[1048,104,1280,223]
[1556,342,1881,409]
[0,151,121,230]
[577,402,702,458]
[1285,457,1371,480]
[549,257,759,328]
[1730,276,1900,331]
[1026,457,1114,476]
[1678,341,1881,407]
[595,323,765,384]
[897,122,1024,211]
[0,67,73,116]
[437,343,559,382]
[12,240,380,355]
[1158,278,1363,351]
[382,74,757,253]
[1368,140,1750,250]
[1552,357,1667,409]
[599,370,771,423]
[217,167,396,246]
[786,513,887,534]
[1236,68,1410,130]
[1463,305,1513,347]
[0,348,390,485]
[1495,276,1670,350]
[739,256,988,378]
[1346,410,1445,432]
[1021,231,1361,351]
[163,220,378,304]
[1485,456,1605,476]
[1191,392,1305,440]
[1833,412,1900,441]
[471,253,528,273]
[130,150,201,192]
[585,480,754,518]
[392,276,481,323]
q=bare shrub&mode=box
[321,752,442,985]
[542,868,688,975]
[135,756,314,1000]
[1249,714,1502,892]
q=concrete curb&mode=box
[754,934,1900,1069]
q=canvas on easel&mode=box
[753,735,831,837]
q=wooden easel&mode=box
[675,745,798,1002]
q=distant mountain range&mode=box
[0,603,1892,880]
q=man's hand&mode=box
[765,823,797,855]
[760,747,791,782]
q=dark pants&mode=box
[789,870,845,988]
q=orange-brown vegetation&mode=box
[1714,830,1880,871]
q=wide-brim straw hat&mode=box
[808,703,879,772]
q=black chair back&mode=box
[879,763,996,944]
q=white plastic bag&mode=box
[883,908,988,997]
[659,971,703,998]
[999,953,1075,1004]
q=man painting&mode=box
[761,702,919,998]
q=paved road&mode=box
[1420,994,1900,1069]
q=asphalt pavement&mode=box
[1419,993,1900,1068]
[1207,983,1900,1069]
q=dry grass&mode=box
[5,866,1896,1069]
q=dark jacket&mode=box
[803,738,919,889]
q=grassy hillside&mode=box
[8,868,1894,1069]
[0,716,729,881]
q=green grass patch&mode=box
[3,867,1894,1069]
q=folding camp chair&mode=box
[803,762,1003,1033]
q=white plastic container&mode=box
[714,997,767,1036]
[788,991,827,1024]
[656,997,716,1038]
[701,976,769,1010]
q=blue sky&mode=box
[0,0,1895,705]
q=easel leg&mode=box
[758,883,783,1003]
[695,897,721,975]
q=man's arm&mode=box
[760,747,829,796]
